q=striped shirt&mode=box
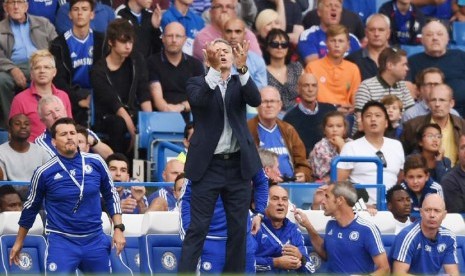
[355,75,415,111]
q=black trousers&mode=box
[178,154,252,273]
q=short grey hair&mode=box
[37,95,64,118]
[331,181,358,207]
[211,38,232,51]
[258,148,278,168]
[365,13,390,29]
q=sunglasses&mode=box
[375,151,387,168]
[269,41,289,49]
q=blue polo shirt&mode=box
[10,18,38,64]
[161,6,205,39]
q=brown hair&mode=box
[378,47,407,73]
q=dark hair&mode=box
[415,67,445,89]
[361,101,393,133]
[416,123,442,151]
[386,185,407,203]
[404,154,428,174]
[107,18,135,44]
[106,152,129,167]
[0,185,21,200]
[76,125,88,140]
[51,117,76,138]
[8,113,28,129]
[69,0,95,10]
[322,110,348,138]
[263,28,291,65]
[184,122,194,140]
[378,47,407,73]
[174,172,185,184]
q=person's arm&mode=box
[337,168,352,182]
[111,213,126,255]
[294,209,327,260]
[131,186,148,214]
[443,264,460,276]
[372,252,390,275]
[274,0,286,33]
[116,106,137,152]
[251,169,269,234]
[9,227,29,265]
[392,260,412,275]
[148,197,169,211]
[150,82,184,112]
[287,125,311,182]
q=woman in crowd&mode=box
[264,28,302,111]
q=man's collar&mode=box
[376,74,400,89]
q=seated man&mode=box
[9,49,72,141]
[441,134,465,213]
[248,86,311,182]
[386,185,412,234]
[0,114,49,199]
[0,185,23,212]
[390,194,459,275]
[254,185,315,273]
[106,153,148,214]
[148,172,184,211]
[35,95,113,159]
[0,0,57,129]
[147,159,184,210]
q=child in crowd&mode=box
[400,154,443,220]
[309,111,351,182]
[381,95,403,139]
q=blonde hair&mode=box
[29,49,56,69]
[255,9,279,32]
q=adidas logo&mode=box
[70,52,77,58]
[54,173,63,180]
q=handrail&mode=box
[330,156,386,210]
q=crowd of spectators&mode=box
[1,0,465,272]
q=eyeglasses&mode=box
[211,4,235,10]
[262,99,281,105]
[375,150,387,168]
[423,134,442,139]
[269,41,289,49]
[5,0,27,5]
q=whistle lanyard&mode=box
[261,222,289,248]
[57,154,85,213]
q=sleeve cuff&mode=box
[205,67,222,90]
[239,71,250,86]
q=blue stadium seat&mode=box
[400,45,424,57]
[376,0,390,11]
[0,129,8,144]
[0,212,46,275]
[139,234,182,275]
[452,21,465,45]
[456,236,465,273]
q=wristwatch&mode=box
[237,65,248,75]
[114,223,125,232]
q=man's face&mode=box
[223,19,245,49]
[317,0,342,27]
[361,106,388,136]
[298,74,318,105]
[420,195,446,231]
[210,0,236,28]
[326,33,348,59]
[459,136,465,171]
[365,16,390,48]
[428,86,453,120]
[257,88,282,121]
[388,56,409,81]
[77,133,89,153]
[421,22,449,56]
[266,186,289,221]
[40,100,67,129]
[162,23,186,55]
[162,160,184,182]
[419,72,443,100]
[9,114,30,141]
[0,193,23,211]
[109,160,130,183]
[30,57,57,86]
[110,39,133,58]
[52,123,78,156]
[388,189,411,220]
[69,1,94,28]
[212,41,234,71]
[173,178,184,199]
[321,185,337,216]
[3,0,28,22]
[264,157,282,183]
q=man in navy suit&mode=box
[178,38,262,273]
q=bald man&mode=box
[147,159,185,211]
[390,194,459,275]
[248,86,312,182]
[283,73,336,154]
[147,22,204,122]
[408,20,465,116]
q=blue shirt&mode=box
[254,216,315,273]
[10,18,38,64]
[400,178,443,213]
[120,188,148,214]
[390,221,458,274]
[161,5,204,39]
[231,52,267,89]
[147,187,177,211]
[297,26,361,60]
[65,29,94,89]
[19,152,121,236]
[343,0,376,24]
[420,0,452,20]
[324,215,385,274]
[28,0,58,24]
[257,123,294,179]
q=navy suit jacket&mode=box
[185,74,262,182]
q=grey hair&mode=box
[258,148,278,168]
[211,38,232,51]
[331,181,358,207]
[37,95,64,118]
[366,13,390,29]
